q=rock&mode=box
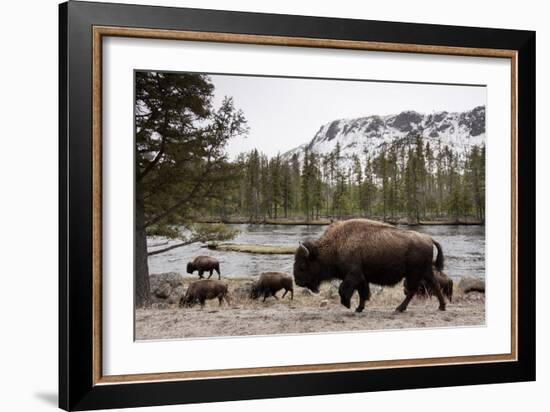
[172,285,186,297]
[149,273,185,303]
[458,276,485,293]
[463,291,485,302]
[326,280,341,300]
[154,283,172,299]
[150,272,183,290]
[167,286,186,304]
[301,288,317,296]
[320,300,329,308]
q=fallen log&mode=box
[207,243,296,254]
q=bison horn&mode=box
[299,241,310,257]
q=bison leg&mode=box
[207,270,213,279]
[198,270,204,279]
[355,281,371,313]
[281,289,288,299]
[215,266,221,280]
[396,277,419,312]
[272,291,279,300]
[339,271,365,310]
[423,272,446,311]
[338,278,356,309]
[199,298,206,309]
[396,292,414,312]
[447,280,453,302]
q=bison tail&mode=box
[433,240,444,271]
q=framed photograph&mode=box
[59,1,535,410]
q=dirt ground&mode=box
[135,277,485,340]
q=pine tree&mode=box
[424,142,436,216]
[281,160,292,218]
[387,146,399,220]
[270,153,283,219]
[446,149,462,222]
[377,150,389,220]
[301,148,312,220]
[135,71,247,307]
[414,135,427,220]
[435,146,446,217]
[404,147,416,223]
[360,154,376,217]
[246,149,261,220]
[290,153,301,217]
[310,153,323,220]
[352,154,363,215]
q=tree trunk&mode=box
[135,194,151,308]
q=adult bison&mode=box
[293,219,446,313]
[250,272,294,301]
[179,279,230,308]
[186,256,220,280]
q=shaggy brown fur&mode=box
[250,272,294,302]
[186,256,221,279]
[293,218,446,313]
[179,280,230,308]
[404,268,453,302]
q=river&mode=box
[148,224,485,280]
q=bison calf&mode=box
[404,268,453,302]
[251,272,294,302]
[180,280,230,308]
[187,256,221,280]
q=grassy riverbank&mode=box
[135,275,485,340]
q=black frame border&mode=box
[59,1,535,410]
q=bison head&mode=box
[186,262,194,274]
[179,294,196,308]
[179,295,189,307]
[293,240,323,293]
[249,283,260,300]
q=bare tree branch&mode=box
[147,238,199,256]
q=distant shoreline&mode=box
[195,217,484,226]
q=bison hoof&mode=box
[340,300,351,309]
[395,306,406,313]
[438,305,446,311]
[355,307,364,313]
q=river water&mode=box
[148,224,485,280]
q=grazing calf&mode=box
[180,280,230,308]
[186,256,221,279]
[251,272,294,302]
[404,267,453,302]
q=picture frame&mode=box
[59,1,536,410]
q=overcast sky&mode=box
[209,74,486,159]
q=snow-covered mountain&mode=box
[282,106,485,165]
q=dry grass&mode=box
[136,276,485,340]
